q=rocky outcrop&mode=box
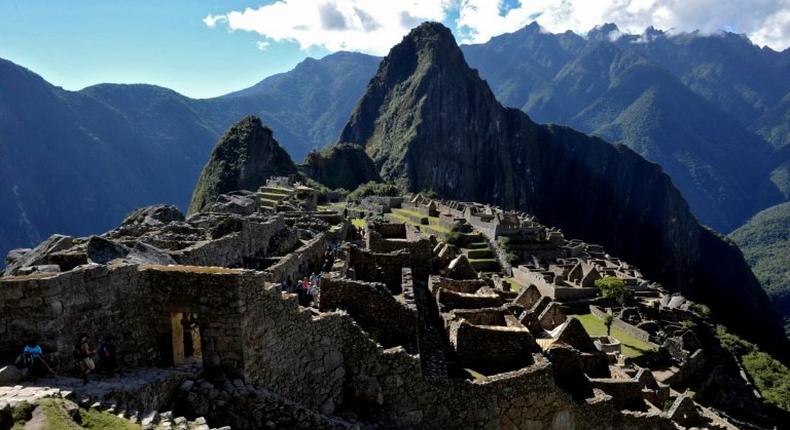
[86,236,175,266]
[123,205,185,226]
[188,116,296,215]
[2,234,74,277]
[339,22,786,351]
[301,142,380,191]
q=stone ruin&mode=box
[0,191,746,429]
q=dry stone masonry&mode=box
[0,185,760,428]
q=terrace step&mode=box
[258,192,288,201]
[466,241,489,249]
[465,248,493,259]
[257,186,292,196]
[469,259,500,272]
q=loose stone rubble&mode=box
[0,183,764,429]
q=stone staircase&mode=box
[79,400,222,430]
[256,186,295,213]
[460,233,500,274]
[0,365,227,429]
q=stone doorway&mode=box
[170,312,202,366]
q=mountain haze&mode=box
[339,22,786,351]
[461,23,787,232]
[0,52,377,259]
[0,23,787,266]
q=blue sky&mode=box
[0,1,333,98]
[1,1,786,99]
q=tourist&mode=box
[74,334,96,385]
[16,338,45,378]
[98,336,118,377]
[300,277,310,305]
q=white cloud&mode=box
[202,14,227,28]
[456,0,790,50]
[256,40,271,50]
[203,0,454,55]
[204,0,790,53]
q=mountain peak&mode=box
[339,20,495,154]
[588,23,621,41]
[391,21,465,65]
[188,115,296,214]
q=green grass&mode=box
[504,277,524,292]
[387,212,449,234]
[9,399,141,430]
[392,207,428,218]
[81,407,140,430]
[351,218,367,229]
[464,368,486,381]
[571,314,657,358]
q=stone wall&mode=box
[176,215,293,268]
[264,233,327,284]
[230,281,679,428]
[590,305,651,343]
[0,266,173,367]
[347,246,410,292]
[513,266,599,302]
[317,276,417,352]
[428,276,487,295]
[436,289,503,310]
[0,265,265,375]
[449,321,538,373]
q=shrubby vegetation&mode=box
[716,326,790,412]
[347,181,402,201]
[420,189,438,199]
[729,202,790,336]
[594,276,626,306]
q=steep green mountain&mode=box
[300,143,380,191]
[730,202,790,334]
[339,22,786,351]
[188,116,296,214]
[0,52,377,259]
[611,26,790,136]
[0,24,787,265]
[461,24,786,233]
[754,93,790,150]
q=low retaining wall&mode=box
[589,305,651,343]
[264,234,327,284]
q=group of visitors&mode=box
[281,272,323,306]
[14,334,116,384]
[73,334,118,384]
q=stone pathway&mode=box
[0,365,196,408]
[0,364,230,429]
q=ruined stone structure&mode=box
[0,191,747,429]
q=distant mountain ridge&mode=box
[0,22,788,259]
[462,22,787,232]
[0,52,378,259]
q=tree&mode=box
[603,313,614,336]
[421,189,438,199]
[594,276,626,308]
